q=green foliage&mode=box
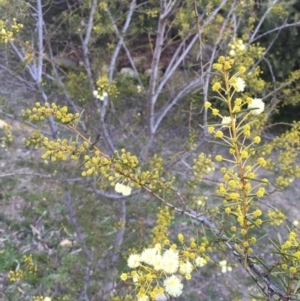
[0,243,21,271]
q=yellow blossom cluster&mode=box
[94,74,119,99]
[212,56,235,73]
[278,231,300,276]
[151,207,174,245]
[263,122,300,190]
[24,130,44,149]
[190,153,214,186]
[33,296,44,301]
[81,149,172,193]
[81,149,137,186]
[121,207,212,300]
[21,46,300,300]
[8,254,37,282]
[23,254,38,275]
[98,1,108,11]
[135,154,174,191]
[7,269,24,282]
[217,164,267,237]
[0,19,23,43]
[41,138,89,161]
[268,210,285,226]
[24,102,175,194]
[23,102,79,124]
[110,295,133,301]
[145,7,160,18]
[0,119,13,147]
[121,235,210,300]
[228,39,246,57]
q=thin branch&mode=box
[252,21,300,42]
[161,0,181,21]
[108,23,143,86]
[81,0,98,93]
[250,18,287,74]
[256,198,297,228]
[153,77,202,132]
[98,0,136,155]
[0,63,35,90]
[107,0,136,83]
[36,0,44,83]
[261,72,300,102]
[232,13,237,40]
[249,0,279,44]
[157,34,199,98]
[111,199,126,267]
[262,57,277,115]
[8,41,35,80]
[263,57,276,84]
[147,8,169,136]
[24,0,58,138]
[80,266,91,301]
[0,172,52,179]
[163,33,193,77]
[264,122,294,129]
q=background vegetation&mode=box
[1,0,300,300]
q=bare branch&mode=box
[147,8,169,137]
[262,57,276,88]
[111,199,126,267]
[36,0,44,83]
[107,0,136,82]
[0,62,35,90]
[0,172,51,179]
[80,266,91,301]
[249,0,279,44]
[81,0,98,92]
[250,18,287,74]
[99,0,136,154]
[8,41,35,80]
[0,110,54,138]
[153,77,202,132]
[252,21,300,42]
[161,0,181,21]
[158,34,199,97]
[150,0,229,137]
[107,4,143,87]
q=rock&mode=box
[144,68,152,77]
[119,67,137,78]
